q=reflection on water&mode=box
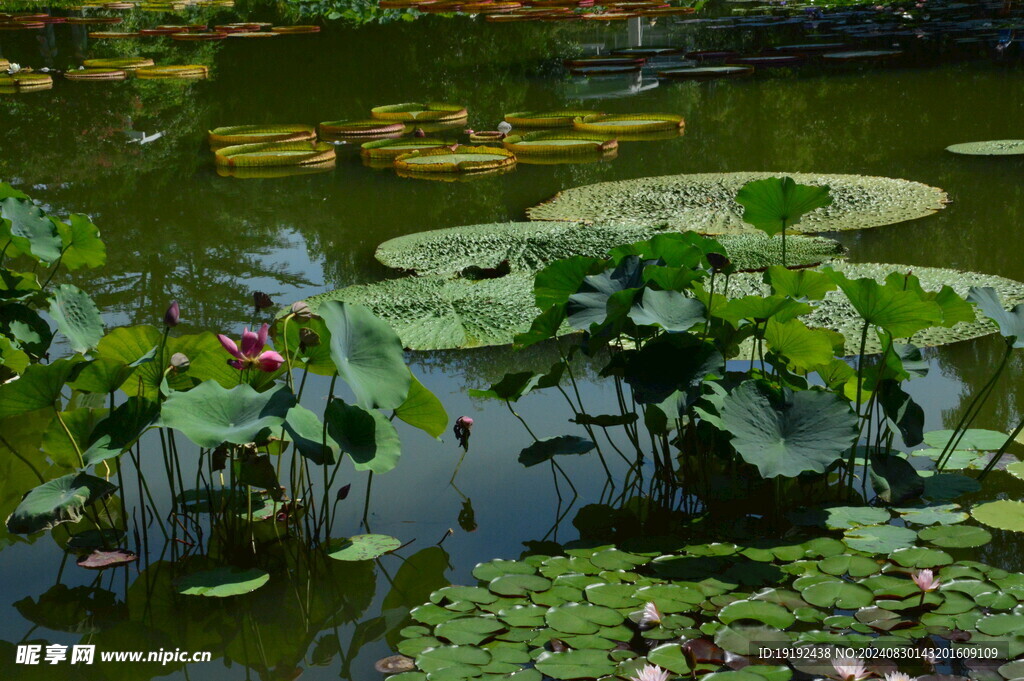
[2,3,1024,679]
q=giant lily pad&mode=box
[374,222,845,276]
[527,172,947,234]
[946,140,1024,156]
[972,500,1024,533]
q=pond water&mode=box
[2,2,1024,680]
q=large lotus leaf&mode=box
[534,649,615,680]
[175,567,270,597]
[159,382,295,448]
[826,269,943,339]
[519,435,595,467]
[327,534,401,561]
[70,358,136,395]
[720,262,1024,355]
[966,286,1024,347]
[0,196,63,263]
[41,407,107,468]
[282,404,339,466]
[763,318,835,370]
[324,400,402,474]
[718,381,858,478]
[622,335,723,404]
[0,335,29,375]
[735,176,832,237]
[628,289,706,332]
[375,221,844,276]
[49,284,103,354]
[946,139,1024,156]
[0,358,82,419]
[2,302,52,359]
[527,172,947,234]
[6,473,116,534]
[567,256,645,330]
[56,214,106,271]
[307,274,545,352]
[394,374,448,439]
[318,301,410,410]
[82,397,161,467]
[765,267,837,301]
[972,500,1024,532]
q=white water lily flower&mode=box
[630,664,670,681]
[639,601,662,627]
[832,657,872,681]
[884,672,914,681]
[8,63,21,73]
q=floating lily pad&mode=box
[214,141,336,167]
[371,102,468,122]
[361,137,457,159]
[527,172,947,234]
[972,500,1024,533]
[843,524,918,553]
[918,524,992,548]
[208,124,316,146]
[572,113,684,134]
[659,65,754,79]
[504,110,603,127]
[77,549,138,570]
[136,65,209,80]
[718,600,794,628]
[434,616,505,645]
[946,139,1024,156]
[374,222,845,277]
[176,567,270,597]
[395,145,516,173]
[319,119,405,137]
[534,649,615,679]
[503,131,617,156]
[327,534,402,561]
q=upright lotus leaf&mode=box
[82,397,160,467]
[514,304,567,349]
[0,269,41,302]
[159,382,295,448]
[628,289,706,332]
[70,358,135,395]
[324,400,402,474]
[869,451,925,504]
[518,435,595,467]
[765,266,837,301]
[716,295,810,328]
[0,358,82,419]
[826,269,943,339]
[2,303,53,358]
[275,315,335,376]
[176,567,270,597]
[49,284,103,354]
[0,335,29,375]
[0,196,63,263]
[719,381,858,478]
[887,272,974,328]
[469,372,541,402]
[567,256,646,330]
[967,287,1024,347]
[6,473,117,534]
[282,404,339,465]
[534,256,607,311]
[41,407,107,469]
[622,335,723,404]
[313,302,411,410]
[55,214,106,271]
[735,177,833,236]
[763,318,835,371]
[875,380,925,447]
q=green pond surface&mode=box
[2,3,1024,679]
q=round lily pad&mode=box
[972,500,1024,533]
[489,573,553,596]
[800,580,874,609]
[545,603,624,634]
[176,567,270,598]
[327,534,402,561]
[918,524,992,548]
[434,616,506,645]
[527,172,947,234]
[718,600,795,628]
[843,525,918,553]
[946,140,1024,156]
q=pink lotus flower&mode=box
[217,323,284,372]
[454,415,473,450]
[630,664,670,681]
[912,569,940,592]
[832,658,872,681]
[639,601,662,628]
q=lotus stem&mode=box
[937,342,1012,469]
[977,414,1024,480]
[55,409,85,469]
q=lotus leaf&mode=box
[56,214,106,271]
[6,473,116,535]
[528,172,947,234]
[49,284,103,354]
[966,286,1024,347]
[518,436,595,467]
[324,400,402,473]
[159,382,295,448]
[176,567,270,597]
[0,195,62,263]
[719,381,858,478]
[0,358,81,419]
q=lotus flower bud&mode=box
[298,327,320,351]
[252,290,274,311]
[290,300,312,319]
[164,300,180,327]
[169,352,190,372]
[453,415,474,451]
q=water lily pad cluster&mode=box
[389,533,1024,681]
[526,172,948,234]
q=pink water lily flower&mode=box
[912,569,940,592]
[832,658,872,681]
[630,664,670,681]
[217,323,284,372]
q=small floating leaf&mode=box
[328,534,402,561]
[176,567,270,597]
